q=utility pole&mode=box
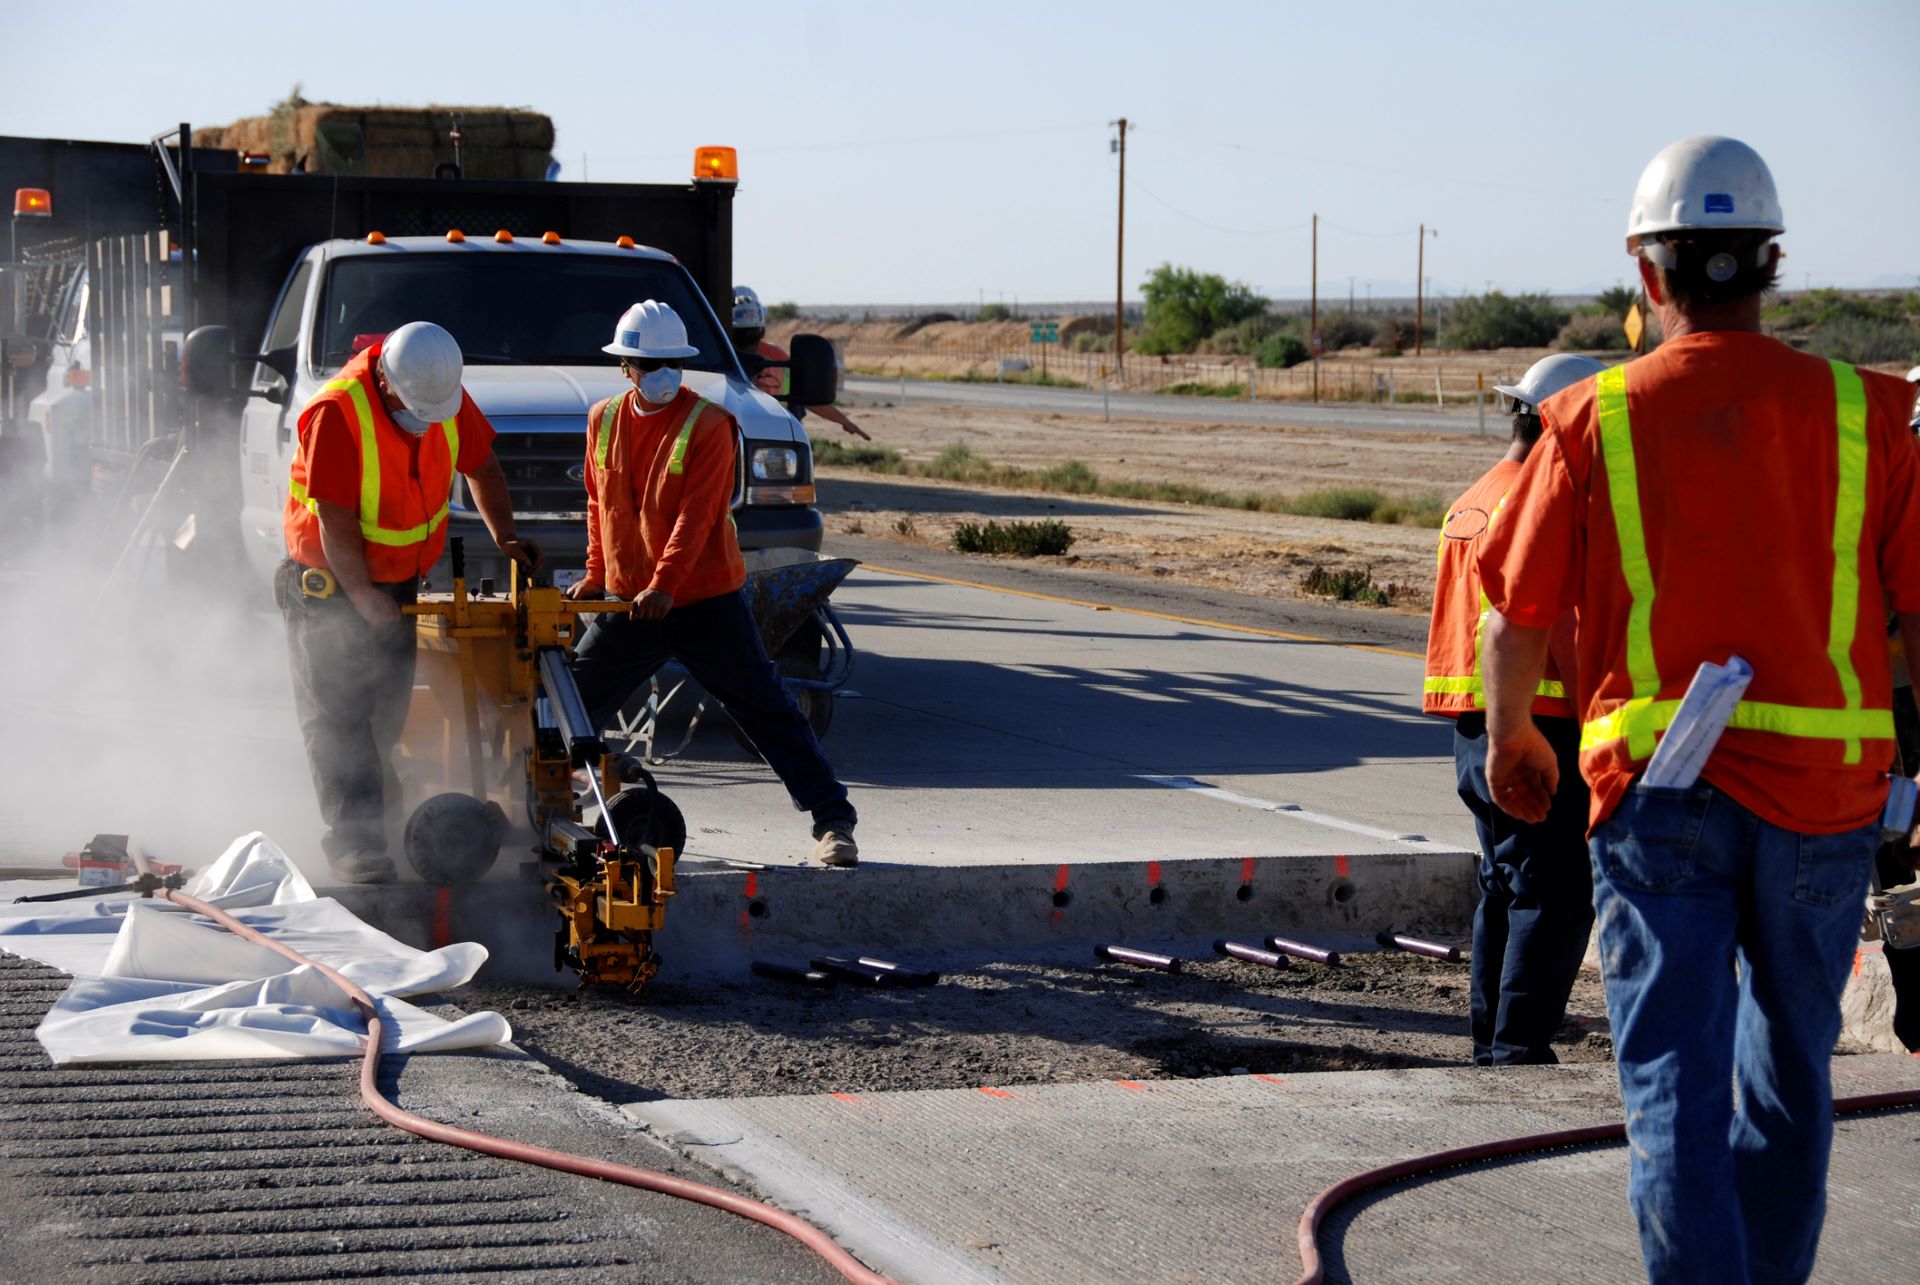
[1111,117,1128,380]
[1347,275,1354,313]
[1415,224,1437,355]
[1310,212,1319,402]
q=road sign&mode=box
[1624,302,1645,351]
[1029,321,1060,345]
[1310,330,1324,358]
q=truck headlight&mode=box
[750,446,799,482]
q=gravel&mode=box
[464,948,1614,1104]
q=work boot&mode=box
[812,827,858,868]
[328,849,398,885]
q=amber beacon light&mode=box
[14,188,52,217]
[693,146,738,183]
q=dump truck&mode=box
[1,123,835,591]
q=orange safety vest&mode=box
[284,346,460,583]
[1424,459,1572,720]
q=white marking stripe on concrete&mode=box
[627,1099,1010,1285]
[1140,774,1459,853]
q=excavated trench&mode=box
[464,949,1615,1104]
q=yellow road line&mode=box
[857,563,1426,659]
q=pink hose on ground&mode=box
[159,887,897,1285]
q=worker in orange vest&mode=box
[730,285,870,440]
[566,300,858,868]
[1425,352,1604,1066]
[280,322,536,884]
[1476,136,1920,1281]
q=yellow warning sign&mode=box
[1624,302,1645,351]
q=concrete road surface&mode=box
[843,375,1481,434]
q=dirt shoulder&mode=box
[811,397,1503,616]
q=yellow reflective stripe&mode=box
[666,398,711,476]
[1582,696,1892,753]
[1424,675,1566,702]
[1594,364,1660,760]
[1826,359,1868,765]
[594,398,618,472]
[315,375,456,549]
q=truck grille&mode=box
[462,426,587,519]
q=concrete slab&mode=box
[626,1055,1920,1285]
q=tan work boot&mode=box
[812,827,858,868]
[328,849,398,884]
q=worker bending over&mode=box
[1477,136,1920,1281]
[731,285,870,440]
[1425,353,1604,1066]
[279,322,535,884]
[566,300,859,867]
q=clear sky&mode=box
[2,0,1914,305]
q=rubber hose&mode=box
[160,888,897,1285]
[1292,1084,1920,1285]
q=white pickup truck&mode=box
[235,232,823,587]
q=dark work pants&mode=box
[1454,713,1594,1065]
[1882,684,1920,1052]
[571,589,856,836]
[275,560,418,860]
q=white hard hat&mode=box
[1626,135,1784,248]
[1907,366,1920,384]
[1493,353,1608,413]
[731,285,766,330]
[603,300,699,360]
[379,321,464,423]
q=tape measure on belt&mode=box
[299,567,338,600]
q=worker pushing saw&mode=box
[1477,136,1920,1281]
[565,300,860,868]
[1424,352,1604,1066]
[278,321,537,884]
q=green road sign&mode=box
[1029,321,1060,344]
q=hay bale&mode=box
[197,103,554,180]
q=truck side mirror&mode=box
[785,334,839,407]
[254,344,297,385]
[181,325,236,396]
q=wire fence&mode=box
[839,338,1525,405]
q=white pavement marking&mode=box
[626,1099,1010,1285]
[1139,774,1456,852]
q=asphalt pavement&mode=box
[842,375,1480,434]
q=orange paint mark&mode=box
[1240,857,1256,885]
[1053,864,1071,892]
[832,1092,863,1103]
[744,873,758,897]
[1334,855,1350,878]
[1146,861,1162,886]
[1854,949,1863,977]
[1252,1075,1287,1086]
[431,887,453,949]
[1113,1079,1146,1092]
[977,1086,1015,1099]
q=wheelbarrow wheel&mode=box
[732,655,832,756]
[599,785,688,860]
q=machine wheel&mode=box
[732,656,833,756]
[404,793,507,885]
[599,785,688,859]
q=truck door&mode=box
[238,257,315,579]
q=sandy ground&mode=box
[466,951,1613,1103]
[812,399,1503,613]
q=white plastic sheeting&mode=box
[0,833,510,1064]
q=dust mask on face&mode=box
[637,367,682,404]
[390,408,433,435]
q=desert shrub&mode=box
[951,519,1075,557]
[1134,263,1266,354]
[1282,487,1388,521]
[974,303,1012,322]
[1315,311,1374,351]
[1555,312,1632,351]
[1039,459,1101,492]
[809,437,906,471]
[1300,564,1406,606]
[767,300,801,322]
[1256,334,1310,368]
[1442,292,1570,350]
[1807,315,1920,365]
[923,441,996,483]
[1159,380,1246,397]
[1071,332,1114,353]
[1200,312,1295,356]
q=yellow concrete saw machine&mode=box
[398,540,685,991]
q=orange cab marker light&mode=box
[494,229,513,243]
[446,229,465,243]
[692,146,738,183]
[365,231,386,245]
[541,230,561,245]
[615,235,635,249]
[14,188,52,217]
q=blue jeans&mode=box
[1590,782,1876,1284]
[571,590,856,836]
[1455,714,1594,1065]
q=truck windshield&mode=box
[312,253,737,373]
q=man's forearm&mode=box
[464,456,519,545]
[1483,608,1552,740]
[315,501,376,596]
